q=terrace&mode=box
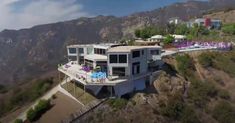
[58,61,128,86]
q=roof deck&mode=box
[107,45,162,53]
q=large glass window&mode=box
[132,51,140,58]
[110,55,118,63]
[79,48,84,53]
[94,48,106,55]
[79,56,84,64]
[132,62,140,75]
[112,67,125,76]
[118,55,127,63]
[150,50,159,55]
[68,48,76,54]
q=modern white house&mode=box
[58,43,162,97]
[187,18,222,29]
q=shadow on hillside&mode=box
[161,63,178,77]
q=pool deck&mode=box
[58,62,128,86]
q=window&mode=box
[118,55,127,63]
[132,51,140,58]
[68,56,77,61]
[79,56,84,64]
[132,62,140,75]
[150,50,159,55]
[68,48,76,54]
[110,55,118,63]
[79,48,84,53]
[142,50,144,55]
[94,48,106,55]
[112,67,125,76]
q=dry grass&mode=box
[37,92,83,123]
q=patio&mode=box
[58,62,128,85]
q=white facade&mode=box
[59,44,162,97]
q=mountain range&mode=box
[0,0,235,85]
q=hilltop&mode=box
[0,0,235,86]
[1,0,235,122]
[78,50,235,123]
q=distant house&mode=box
[187,18,222,29]
[148,35,165,42]
[172,34,186,42]
[168,17,183,25]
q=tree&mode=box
[175,24,189,35]
[134,26,166,39]
[134,29,141,38]
[166,23,176,34]
[164,35,174,44]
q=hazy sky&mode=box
[0,0,205,30]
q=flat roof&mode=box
[67,43,118,49]
[67,44,92,48]
[107,46,161,53]
[84,54,107,61]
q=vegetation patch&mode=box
[175,54,195,78]
[188,80,218,108]
[107,98,128,110]
[198,51,235,77]
[14,119,23,123]
[212,101,235,123]
[159,92,200,122]
[0,78,54,118]
[26,99,51,122]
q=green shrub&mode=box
[188,81,217,107]
[212,101,235,123]
[164,35,174,44]
[160,92,185,120]
[14,119,23,123]
[27,108,37,122]
[34,100,51,114]
[26,99,51,122]
[218,90,230,100]
[107,98,128,109]
[222,23,235,35]
[198,53,214,67]
[175,54,195,78]
[181,106,200,123]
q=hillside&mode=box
[204,9,235,24]
[0,0,235,86]
[78,50,235,123]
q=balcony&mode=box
[58,61,128,85]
